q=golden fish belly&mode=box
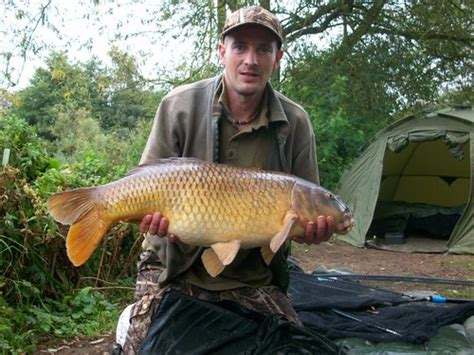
[100,161,295,247]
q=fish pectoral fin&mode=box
[261,245,275,265]
[270,211,298,253]
[210,240,241,265]
[201,248,225,277]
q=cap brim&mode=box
[221,23,282,47]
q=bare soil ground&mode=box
[294,239,473,281]
[35,240,474,354]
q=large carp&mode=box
[47,158,353,277]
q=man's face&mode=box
[219,25,284,98]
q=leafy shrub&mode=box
[282,71,365,188]
[0,113,139,352]
[0,114,53,180]
[0,51,161,352]
[0,287,121,353]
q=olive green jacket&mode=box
[140,75,319,291]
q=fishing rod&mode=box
[403,294,474,304]
[294,273,474,305]
[311,273,474,286]
[331,309,403,337]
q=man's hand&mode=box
[139,212,179,242]
[291,216,335,245]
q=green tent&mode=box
[336,106,473,254]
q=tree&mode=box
[2,0,472,185]
[96,47,163,130]
[10,52,104,139]
[3,1,471,104]
[10,50,162,140]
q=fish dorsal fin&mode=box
[246,165,264,171]
[270,211,298,253]
[201,248,225,277]
[211,240,241,266]
[126,157,208,176]
[260,245,275,265]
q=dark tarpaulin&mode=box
[140,289,342,355]
[138,270,474,353]
[289,270,474,344]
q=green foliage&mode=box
[10,50,162,140]
[1,163,68,300]
[0,48,158,352]
[0,127,140,305]
[11,52,100,139]
[34,287,118,337]
[313,109,361,189]
[282,53,366,188]
[96,47,163,130]
[0,115,64,303]
[0,294,35,354]
[51,107,107,161]
[0,113,138,352]
[0,113,52,180]
[0,287,121,353]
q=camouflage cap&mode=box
[221,6,283,47]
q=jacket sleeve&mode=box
[139,96,182,165]
[291,113,320,185]
[293,139,320,185]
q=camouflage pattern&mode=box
[221,5,284,46]
[123,250,302,354]
[133,250,164,302]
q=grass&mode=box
[438,286,474,300]
[0,286,133,354]
[444,258,474,273]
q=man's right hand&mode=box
[139,212,179,242]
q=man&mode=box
[123,6,342,352]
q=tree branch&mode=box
[334,0,387,58]
[373,25,473,46]
[283,1,350,43]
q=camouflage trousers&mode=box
[123,250,302,354]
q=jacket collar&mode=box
[266,81,289,125]
[214,75,289,125]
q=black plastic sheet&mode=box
[289,270,474,344]
[138,270,474,353]
[140,289,341,355]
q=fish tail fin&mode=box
[47,188,111,266]
[67,210,112,266]
[47,187,98,225]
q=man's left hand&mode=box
[291,216,335,245]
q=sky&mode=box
[1,0,198,90]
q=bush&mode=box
[282,72,364,188]
[0,287,121,353]
[0,50,161,351]
[0,113,138,352]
